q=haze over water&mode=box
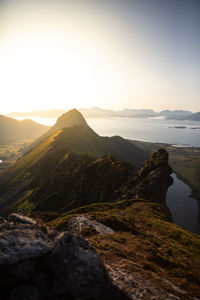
[15,116,200,147]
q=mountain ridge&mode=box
[0,115,49,144]
[0,109,148,215]
[7,107,198,120]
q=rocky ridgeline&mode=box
[0,213,128,300]
[132,149,173,202]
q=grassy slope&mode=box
[46,198,200,299]
[0,141,33,171]
[0,125,145,215]
[0,131,62,214]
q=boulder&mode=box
[0,228,53,264]
[8,285,42,300]
[49,232,128,300]
[0,215,128,300]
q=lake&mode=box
[166,173,200,234]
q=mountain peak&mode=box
[54,109,87,130]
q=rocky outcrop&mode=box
[66,215,114,235]
[130,149,173,203]
[0,213,128,300]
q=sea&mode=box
[16,116,200,147]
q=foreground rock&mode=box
[0,214,128,300]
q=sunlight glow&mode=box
[0,3,136,113]
[0,1,198,113]
[0,1,166,113]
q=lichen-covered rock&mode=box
[0,228,53,264]
[66,215,114,235]
[0,215,128,300]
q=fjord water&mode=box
[86,117,200,147]
[166,173,200,234]
[15,116,200,147]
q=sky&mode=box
[0,0,199,113]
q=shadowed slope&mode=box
[25,109,147,169]
[0,115,49,144]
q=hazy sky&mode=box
[0,0,199,113]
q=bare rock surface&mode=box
[66,215,114,235]
[108,261,180,300]
[0,213,188,300]
[0,228,53,264]
[49,232,124,300]
[0,214,129,300]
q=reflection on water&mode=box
[166,173,200,234]
[0,160,2,163]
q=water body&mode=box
[87,117,200,147]
[166,173,200,234]
[14,116,200,147]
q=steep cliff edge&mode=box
[0,148,172,218]
[132,149,173,202]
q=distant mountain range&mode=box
[0,115,49,144]
[8,107,199,120]
[167,111,200,121]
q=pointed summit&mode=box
[30,109,88,148]
[53,109,87,131]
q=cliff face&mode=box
[132,149,173,203]
[0,148,172,218]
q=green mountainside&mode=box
[0,109,147,215]
[0,115,49,144]
[28,109,147,168]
